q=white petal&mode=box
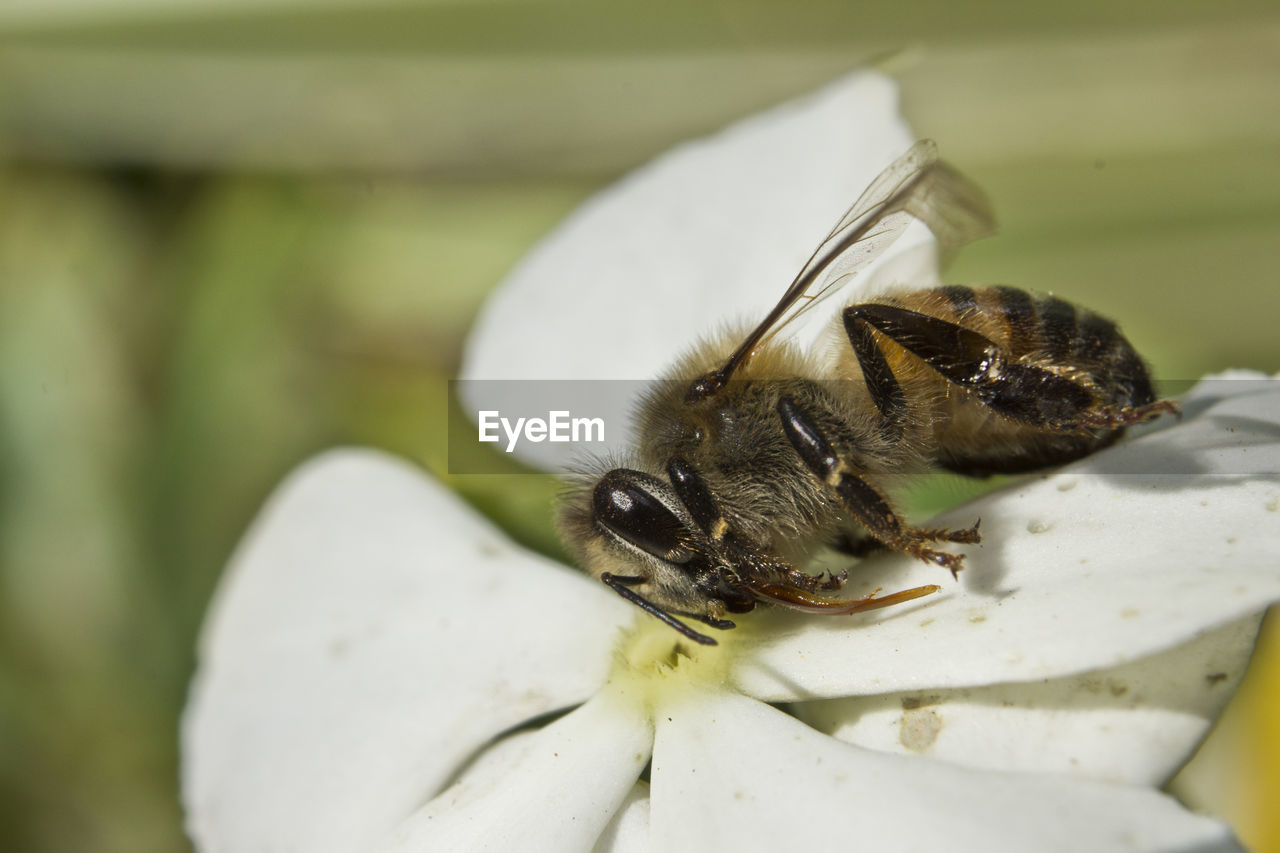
[793,614,1260,785]
[183,449,633,853]
[464,70,922,384]
[460,72,933,468]
[592,784,650,853]
[650,688,1241,853]
[383,684,652,853]
[734,373,1280,700]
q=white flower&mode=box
[182,73,1280,852]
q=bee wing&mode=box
[713,140,997,383]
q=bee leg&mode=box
[737,560,847,595]
[847,303,1173,431]
[666,456,730,539]
[831,531,886,558]
[917,518,982,545]
[669,455,847,596]
[846,305,981,546]
[695,597,742,631]
[816,569,849,591]
[771,564,847,594]
[691,612,737,631]
[1075,398,1182,428]
[843,307,907,435]
[600,573,720,645]
[778,395,973,577]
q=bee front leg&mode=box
[832,522,980,556]
[667,455,846,597]
[691,607,737,631]
[777,395,978,577]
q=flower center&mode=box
[606,613,745,710]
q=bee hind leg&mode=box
[777,395,976,578]
[1076,398,1181,428]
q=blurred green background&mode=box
[0,1,1277,851]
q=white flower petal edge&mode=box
[734,372,1280,701]
[382,683,652,853]
[182,449,633,853]
[592,784,651,853]
[650,686,1243,853]
[793,614,1260,786]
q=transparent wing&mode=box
[696,140,996,396]
[761,139,997,346]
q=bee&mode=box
[558,140,1179,645]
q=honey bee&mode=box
[559,141,1179,645]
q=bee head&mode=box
[558,467,710,614]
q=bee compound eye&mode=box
[592,471,695,564]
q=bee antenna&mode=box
[601,573,719,646]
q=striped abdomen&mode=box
[838,285,1162,476]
